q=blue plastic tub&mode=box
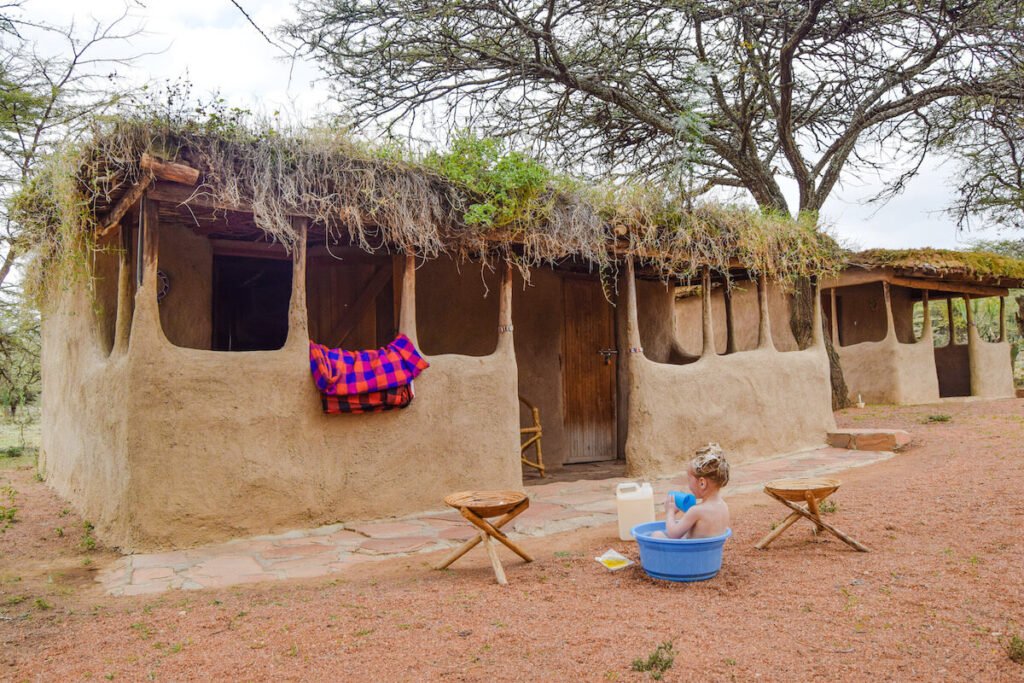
[631,522,732,582]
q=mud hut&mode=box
[821,249,1024,404]
[18,119,841,550]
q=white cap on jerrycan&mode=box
[616,482,656,541]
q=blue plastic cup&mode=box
[670,491,697,511]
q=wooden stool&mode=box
[435,490,533,585]
[755,478,869,552]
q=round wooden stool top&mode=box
[444,490,528,518]
[764,477,840,502]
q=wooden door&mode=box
[562,278,617,463]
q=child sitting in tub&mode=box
[652,444,730,539]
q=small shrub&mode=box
[819,499,838,514]
[631,641,675,680]
[0,486,17,531]
[34,597,52,610]
[923,414,952,423]
[1008,634,1024,665]
[80,521,97,551]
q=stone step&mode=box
[826,428,911,452]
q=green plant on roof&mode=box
[852,248,1024,281]
[424,132,556,232]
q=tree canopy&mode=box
[285,0,1024,218]
[941,80,1024,231]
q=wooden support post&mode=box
[882,281,895,340]
[111,210,135,355]
[496,262,514,353]
[287,217,308,345]
[920,290,931,343]
[999,296,1006,343]
[98,176,153,238]
[724,286,736,354]
[399,252,418,346]
[141,197,159,286]
[811,278,824,348]
[830,287,839,346]
[947,297,955,345]
[701,267,716,357]
[756,274,774,351]
[624,257,642,354]
[964,295,975,341]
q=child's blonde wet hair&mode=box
[690,443,730,487]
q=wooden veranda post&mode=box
[882,281,895,339]
[811,279,824,348]
[830,287,839,346]
[999,296,1006,343]
[921,291,931,342]
[399,252,418,346]
[496,262,514,353]
[701,267,715,358]
[624,257,642,354]
[724,287,736,354]
[140,197,159,289]
[757,274,774,351]
[112,210,134,354]
[947,298,955,344]
[286,217,309,346]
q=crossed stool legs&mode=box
[436,491,534,585]
[755,478,869,553]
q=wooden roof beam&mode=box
[822,269,1008,298]
[140,153,200,185]
[96,176,153,238]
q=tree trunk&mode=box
[789,277,850,409]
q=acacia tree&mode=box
[284,1,1024,405]
[0,7,145,289]
[0,5,145,415]
[942,84,1024,231]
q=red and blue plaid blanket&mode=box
[321,385,414,414]
[309,334,429,397]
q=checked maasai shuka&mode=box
[309,334,429,397]
[321,384,414,415]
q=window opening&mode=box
[212,255,292,351]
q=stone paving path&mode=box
[98,446,894,596]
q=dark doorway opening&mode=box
[212,255,292,351]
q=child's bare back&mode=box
[652,444,731,540]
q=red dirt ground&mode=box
[1,400,1023,681]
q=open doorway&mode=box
[212,255,292,351]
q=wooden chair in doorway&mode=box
[520,395,545,477]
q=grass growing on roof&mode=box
[851,248,1024,281]
[11,105,844,306]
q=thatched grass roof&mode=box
[849,248,1024,287]
[12,116,844,300]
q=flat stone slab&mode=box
[827,428,911,452]
[348,521,430,538]
[358,536,433,555]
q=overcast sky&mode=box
[25,0,988,251]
